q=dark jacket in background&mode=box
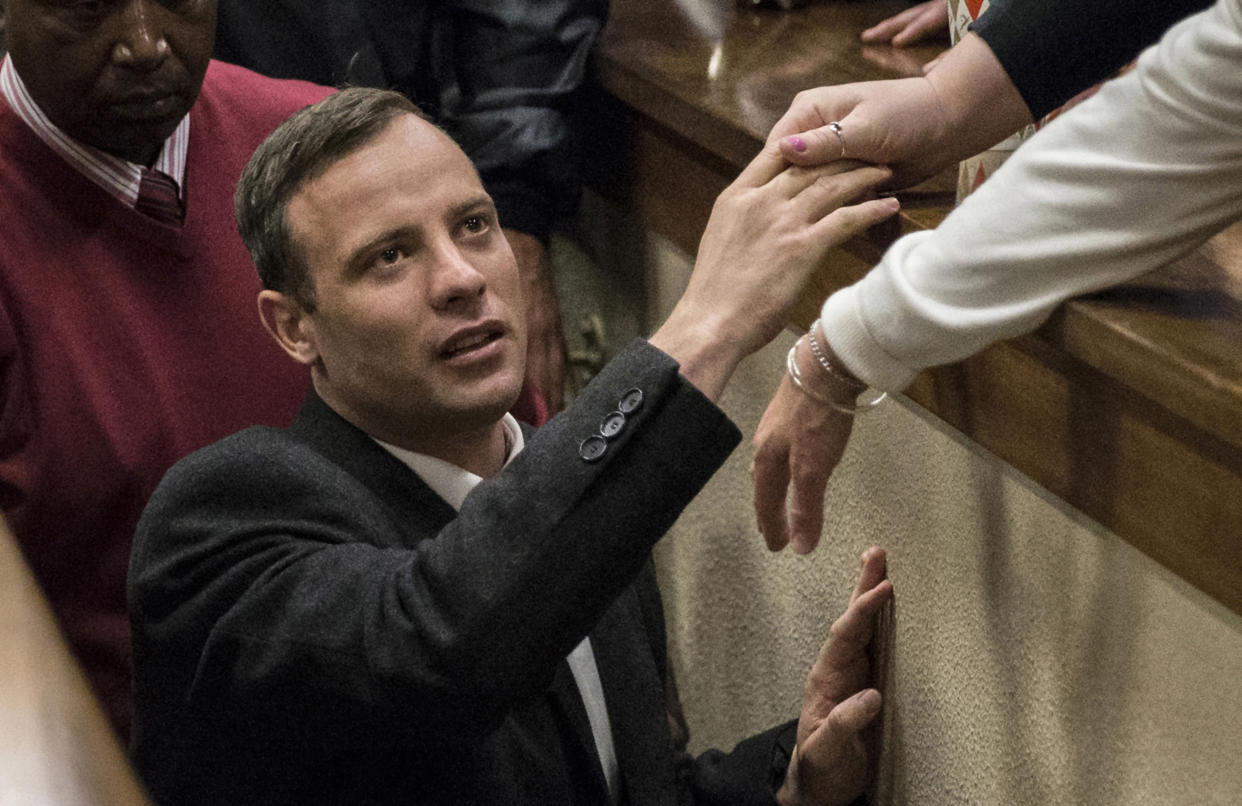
[971,0,1212,119]
[215,0,608,241]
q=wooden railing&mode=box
[589,0,1242,614]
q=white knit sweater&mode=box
[821,0,1242,391]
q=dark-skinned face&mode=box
[2,0,215,165]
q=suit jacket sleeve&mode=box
[130,339,739,750]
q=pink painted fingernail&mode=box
[786,136,807,153]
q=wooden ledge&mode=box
[590,0,1242,613]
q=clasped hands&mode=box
[750,34,1020,553]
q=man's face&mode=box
[285,114,528,446]
[2,0,215,165]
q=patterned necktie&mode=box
[135,168,185,226]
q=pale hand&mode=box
[752,371,854,554]
[769,34,1033,189]
[768,77,955,189]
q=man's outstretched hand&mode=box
[776,548,893,806]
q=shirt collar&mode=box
[0,54,190,206]
[374,414,526,512]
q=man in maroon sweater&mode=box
[0,0,330,740]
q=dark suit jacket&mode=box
[129,340,795,805]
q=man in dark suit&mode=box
[128,87,898,805]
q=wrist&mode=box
[926,32,1033,155]
[805,322,865,398]
[649,308,746,403]
[792,324,862,405]
[785,323,888,415]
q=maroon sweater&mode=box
[0,61,331,741]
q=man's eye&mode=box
[365,246,409,275]
[463,215,488,234]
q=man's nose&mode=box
[428,243,487,311]
[110,0,171,72]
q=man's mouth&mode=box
[102,79,186,117]
[441,328,503,359]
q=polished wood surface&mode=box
[0,515,150,805]
[591,0,1242,613]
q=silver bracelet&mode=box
[807,320,865,391]
[786,342,888,415]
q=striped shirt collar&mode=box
[0,54,189,206]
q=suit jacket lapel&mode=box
[288,390,618,800]
[288,389,458,544]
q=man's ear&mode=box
[257,289,320,366]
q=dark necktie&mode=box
[136,168,185,226]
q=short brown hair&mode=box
[235,88,426,310]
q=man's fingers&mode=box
[836,689,883,734]
[798,165,894,224]
[770,158,871,198]
[807,689,883,751]
[832,579,894,649]
[809,196,900,252]
[735,140,795,188]
[769,159,889,216]
[850,546,888,603]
